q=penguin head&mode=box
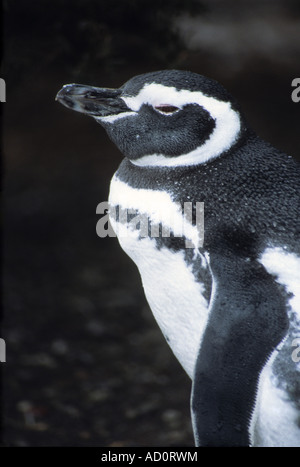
[56,70,242,167]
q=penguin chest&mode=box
[108,175,210,378]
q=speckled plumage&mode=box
[57,70,300,447]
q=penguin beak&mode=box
[56,84,130,117]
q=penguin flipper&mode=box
[191,253,289,447]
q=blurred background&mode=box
[2,0,300,447]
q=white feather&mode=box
[109,175,203,249]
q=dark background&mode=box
[2,0,300,447]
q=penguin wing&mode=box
[191,251,289,447]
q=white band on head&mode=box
[125,83,241,167]
[98,83,241,167]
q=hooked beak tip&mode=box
[55,84,129,117]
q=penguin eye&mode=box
[154,105,180,114]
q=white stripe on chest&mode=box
[108,175,203,249]
[252,247,300,446]
[260,247,300,319]
[108,175,209,377]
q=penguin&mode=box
[56,70,300,447]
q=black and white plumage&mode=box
[56,70,300,447]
